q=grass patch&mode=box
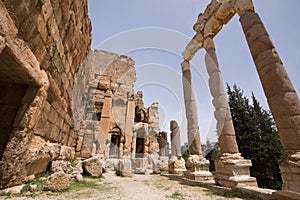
[21,171,50,193]
[69,180,99,191]
[154,183,170,191]
[142,180,150,186]
[166,191,185,200]
[69,179,115,194]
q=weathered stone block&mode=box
[239,11,262,34]
[44,172,70,191]
[234,0,254,16]
[245,23,268,44]
[254,49,282,71]
[168,157,186,175]
[248,35,275,60]
[259,63,296,99]
[184,155,212,181]
[268,92,300,119]
[83,157,103,177]
[120,159,132,177]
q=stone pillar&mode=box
[124,95,135,158]
[159,131,168,171]
[170,120,181,158]
[237,0,300,198]
[204,37,257,187]
[99,90,112,158]
[181,61,212,180]
[168,120,186,175]
[159,131,168,157]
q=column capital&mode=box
[203,37,215,51]
[181,60,190,72]
[234,0,254,16]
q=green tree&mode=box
[227,84,282,190]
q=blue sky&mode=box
[88,0,300,144]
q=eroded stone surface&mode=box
[83,157,103,177]
[44,172,70,192]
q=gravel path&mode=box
[0,171,260,200]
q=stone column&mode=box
[159,131,168,157]
[237,0,300,198]
[159,131,168,171]
[168,120,186,174]
[204,37,257,187]
[181,61,212,180]
[99,90,112,158]
[124,95,135,158]
[170,120,182,158]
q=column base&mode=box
[184,155,213,181]
[168,156,186,175]
[159,156,169,171]
[214,153,257,187]
[275,150,300,198]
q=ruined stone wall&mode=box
[2,0,91,144]
[134,92,160,155]
[73,50,136,158]
[0,0,91,189]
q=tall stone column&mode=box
[237,0,300,198]
[204,37,256,187]
[168,120,186,174]
[181,61,212,180]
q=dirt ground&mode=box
[0,171,261,200]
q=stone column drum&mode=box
[168,120,186,175]
[181,61,212,180]
[204,37,257,187]
[237,1,300,198]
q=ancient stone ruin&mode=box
[0,0,299,199]
[72,49,160,175]
[182,0,300,199]
[0,0,91,189]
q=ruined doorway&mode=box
[135,137,145,158]
[109,127,121,158]
[0,83,29,161]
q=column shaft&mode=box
[205,47,239,154]
[240,10,300,195]
[181,61,202,155]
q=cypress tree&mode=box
[226,84,282,190]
